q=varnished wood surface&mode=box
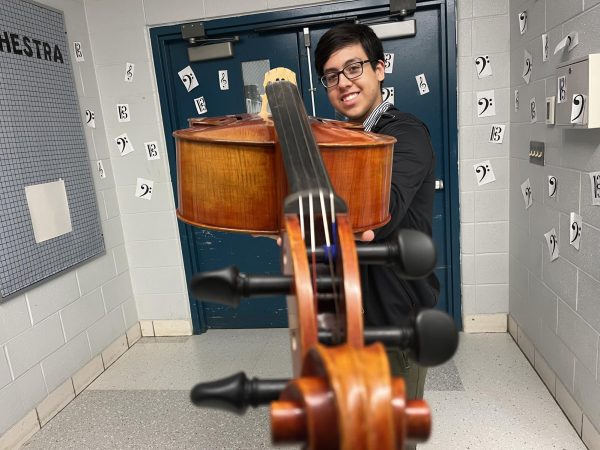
[174,114,395,233]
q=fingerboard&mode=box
[265,81,347,215]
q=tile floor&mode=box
[22,330,586,449]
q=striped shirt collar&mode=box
[362,101,392,132]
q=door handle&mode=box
[435,179,444,190]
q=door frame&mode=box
[150,0,462,332]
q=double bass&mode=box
[175,71,458,449]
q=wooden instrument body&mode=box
[174,114,395,234]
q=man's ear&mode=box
[376,59,386,82]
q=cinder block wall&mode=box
[508,0,600,443]
[456,0,511,330]
[0,0,139,442]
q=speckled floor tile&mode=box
[22,331,587,449]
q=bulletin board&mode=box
[0,0,104,298]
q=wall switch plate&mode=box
[546,96,555,125]
[529,141,545,165]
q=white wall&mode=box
[0,0,138,443]
[508,0,600,443]
[456,0,511,329]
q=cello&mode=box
[178,72,458,449]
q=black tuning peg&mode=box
[189,266,338,307]
[190,372,288,414]
[318,309,458,367]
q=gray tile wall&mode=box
[0,0,135,436]
[457,0,511,317]
[509,0,600,434]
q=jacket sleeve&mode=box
[373,120,434,241]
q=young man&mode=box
[315,23,440,403]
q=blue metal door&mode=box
[151,0,461,333]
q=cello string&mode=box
[299,197,305,240]
[321,190,341,337]
[309,193,318,301]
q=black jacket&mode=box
[360,106,440,327]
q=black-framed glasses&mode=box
[320,59,377,88]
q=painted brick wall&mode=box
[509,0,600,441]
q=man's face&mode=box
[322,43,385,123]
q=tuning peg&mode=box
[190,372,288,414]
[318,309,458,367]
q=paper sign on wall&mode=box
[590,172,600,206]
[135,178,154,200]
[97,161,106,179]
[515,89,519,111]
[115,133,134,156]
[178,66,199,92]
[475,55,493,78]
[542,34,549,62]
[522,49,532,84]
[570,212,582,250]
[518,11,528,35]
[571,94,587,125]
[530,98,537,123]
[473,160,496,186]
[384,53,395,73]
[381,87,395,105]
[544,228,559,261]
[476,90,496,118]
[84,109,95,128]
[117,104,130,123]
[548,175,557,198]
[73,42,84,62]
[521,178,533,209]
[25,179,73,243]
[125,63,135,82]
[488,125,505,144]
[416,74,429,95]
[144,141,160,160]
[554,32,578,54]
[557,76,567,104]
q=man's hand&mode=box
[355,230,375,242]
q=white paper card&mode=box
[530,98,537,123]
[384,53,395,73]
[115,133,134,156]
[476,90,496,118]
[73,42,84,62]
[542,34,549,62]
[590,172,600,206]
[84,109,95,128]
[548,175,558,198]
[571,94,587,124]
[522,49,532,84]
[135,178,154,200]
[416,74,429,95]
[521,178,533,209]
[544,228,559,261]
[554,32,579,54]
[488,125,505,144]
[117,104,130,123]
[381,87,395,105]
[474,160,496,186]
[218,70,229,90]
[546,96,555,124]
[25,179,72,243]
[475,55,492,78]
[125,62,135,82]
[144,141,160,160]
[194,96,208,114]
[570,212,582,250]
[518,11,527,35]
[557,76,567,104]
[515,89,519,112]
[178,65,199,92]
[97,161,106,179]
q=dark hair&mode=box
[315,23,384,76]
